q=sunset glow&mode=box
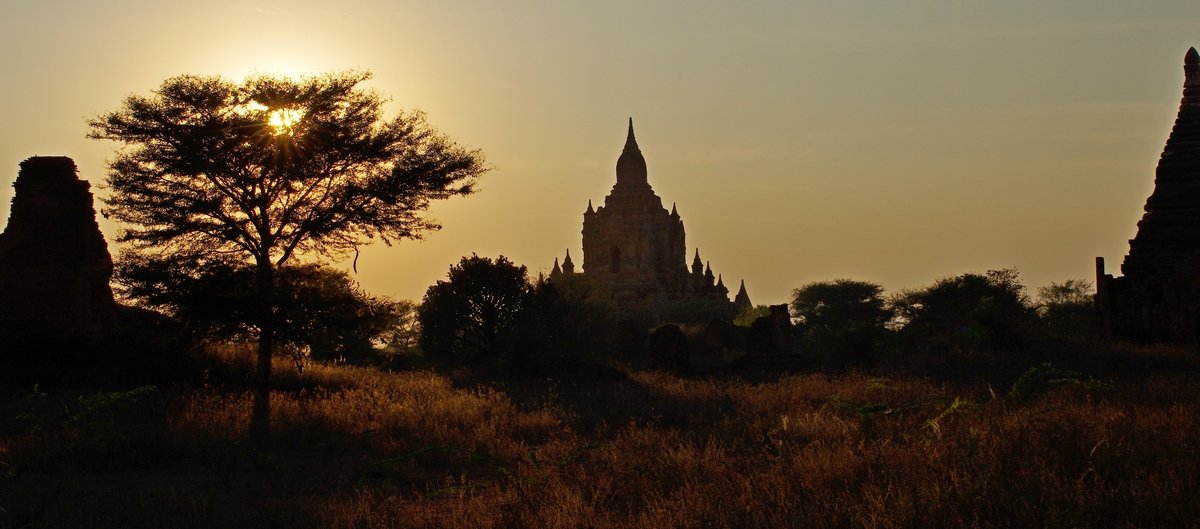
[3,0,1200,306]
[3,2,1200,525]
[267,108,303,136]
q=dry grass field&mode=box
[2,345,1198,528]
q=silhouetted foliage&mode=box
[892,269,1038,354]
[380,300,422,356]
[514,276,619,366]
[791,279,893,365]
[1036,279,1097,342]
[418,255,532,364]
[117,255,402,363]
[418,257,623,372]
[89,72,488,443]
[733,305,772,327]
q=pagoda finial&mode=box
[1187,47,1200,89]
[616,118,648,185]
[691,249,703,275]
[586,199,594,214]
[671,202,678,217]
[734,280,752,312]
[562,249,575,274]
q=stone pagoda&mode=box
[551,119,748,318]
[1096,47,1200,344]
[0,156,115,354]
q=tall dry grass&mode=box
[1,344,1197,528]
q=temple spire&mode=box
[1187,47,1200,90]
[562,249,575,274]
[586,199,594,214]
[615,117,648,186]
[734,280,752,313]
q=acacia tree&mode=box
[89,72,488,444]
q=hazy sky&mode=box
[2,1,1199,305]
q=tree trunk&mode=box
[249,259,276,447]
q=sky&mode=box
[2,0,1199,306]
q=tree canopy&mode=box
[89,72,486,264]
[418,255,532,364]
[790,279,892,364]
[892,269,1037,352]
[1036,279,1096,342]
[90,72,488,443]
[791,279,891,332]
[117,256,404,363]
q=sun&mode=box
[268,108,304,136]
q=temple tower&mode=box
[563,119,738,316]
[1097,47,1200,343]
[0,157,115,355]
[581,119,690,302]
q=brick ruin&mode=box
[550,119,752,318]
[1096,47,1200,345]
[0,156,115,355]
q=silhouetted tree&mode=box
[892,269,1037,353]
[517,275,618,365]
[90,72,488,444]
[380,299,421,356]
[1036,279,1097,342]
[418,255,532,364]
[791,279,892,364]
[117,256,403,363]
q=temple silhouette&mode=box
[0,157,115,356]
[551,119,751,317]
[1096,47,1200,344]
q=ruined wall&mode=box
[0,156,115,356]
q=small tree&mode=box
[1036,279,1096,341]
[790,279,892,363]
[90,72,488,443]
[892,269,1037,353]
[418,255,532,364]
